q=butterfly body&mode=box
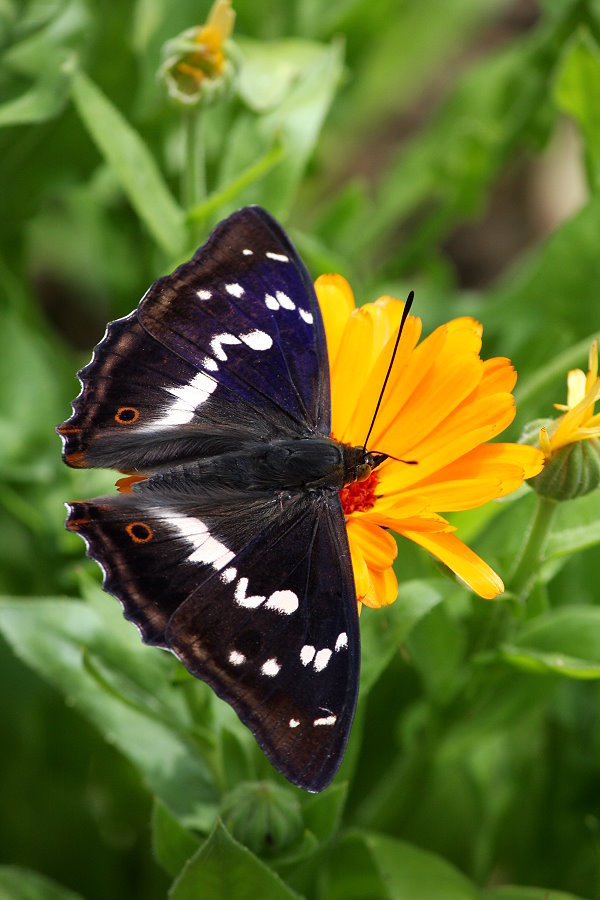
[59,207,367,792]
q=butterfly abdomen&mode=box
[137,436,352,498]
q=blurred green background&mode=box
[2,0,600,897]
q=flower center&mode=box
[339,470,379,514]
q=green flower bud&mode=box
[528,437,600,500]
[220,781,303,856]
[158,0,241,108]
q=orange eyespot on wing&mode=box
[115,407,140,425]
[125,521,153,543]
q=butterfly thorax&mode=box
[137,437,380,498]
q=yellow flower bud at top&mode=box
[159,0,240,107]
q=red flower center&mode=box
[339,470,379,514]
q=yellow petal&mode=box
[401,528,504,599]
[346,518,397,571]
[314,274,355,367]
[331,307,374,440]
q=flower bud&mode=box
[220,781,303,856]
[528,436,600,500]
[159,0,240,107]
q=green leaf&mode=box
[217,38,343,219]
[169,820,300,900]
[484,886,585,899]
[554,28,600,187]
[0,68,72,126]
[327,831,480,900]
[359,578,448,694]
[0,866,83,900]
[302,781,347,844]
[70,70,186,256]
[152,799,200,879]
[0,597,218,820]
[546,490,600,559]
[501,606,600,678]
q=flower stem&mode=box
[182,107,206,217]
[508,495,558,601]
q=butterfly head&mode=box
[343,446,387,486]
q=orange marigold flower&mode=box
[314,274,544,609]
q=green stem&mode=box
[182,107,206,214]
[508,494,559,601]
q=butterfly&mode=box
[58,206,388,793]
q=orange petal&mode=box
[331,308,374,440]
[346,518,397,571]
[401,528,504,599]
[314,274,355,367]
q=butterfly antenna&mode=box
[363,290,414,452]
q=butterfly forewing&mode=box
[59,206,360,793]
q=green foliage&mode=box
[1,0,600,898]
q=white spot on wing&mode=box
[211,333,241,361]
[313,715,337,726]
[234,577,265,609]
[265,293,279,310]
[261,658,281,677]
[276,290,295,310]
[242,248,253,256]
[299,309,314,325]
[197,289,211,300]
[266,252,289,262]
[157,372,217,426]
[202,356,219,372]
[225,283,244,298]
[161,512,234,568]
[229,650,245,666]
[240,330,272,351]
[300,645,316,666]
[313,648,332,672]
[264,590,298,615]
[335,632,348,651]
[289,718,300,728]
[221,567,237,584]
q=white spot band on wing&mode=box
[155,371,218,427]
[300,645,316,666]
[289,718,300,728]
[225,283,244,298]
[197,289,212,300]
[275,291,295,310]
[239,330,273,351]
[299,309,314,325]
[335,632,348,651]
[161,512,234,568]
[234,577,265,609]
[266,252,289,262]
[313,648,332,672]
[211,333,241,361]
[313,715,337,726]
[261,658,281,677]
[264,590,298,615]
[229,650,246,666]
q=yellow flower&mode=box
[160,0,238,107]
[539,340,600,460]
[314,274,544,610]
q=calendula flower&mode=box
[314,274,544,609]
[526,339,600,500]
[159,0,239,107]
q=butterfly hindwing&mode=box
[66,483,359,792]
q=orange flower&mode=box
[314,274,544,610]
